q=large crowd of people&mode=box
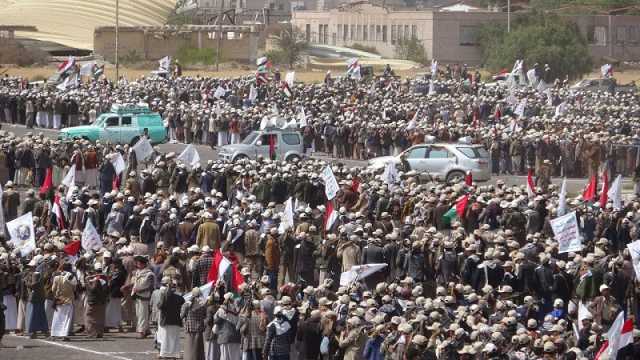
[0,67,639,360]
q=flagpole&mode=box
[115,0,120,84]
[216,0,223,72]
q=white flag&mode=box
[82,220,102,252]
[279,197,295,233]
[177,144,201,170]
[383,161,398,185]
[62,165,76,188]
[132,136,154,161]
[298,107,307,127]
[7,212,36,257]
[214,86,226,99]
[159,56,171,72]
[79,62,95,76]
[557,178,567,216]
[603,312,626,360]
[428,81,436,95]
[285,71,295,88]
[340,263,388,286]
[111,153,126,176]
[248,85,258,102]
[607,174,623,210]
[627,240,640,279]
[577,301,592,330]
[320,166,340,200]
[514,99,527,117]
[431,59,438,75]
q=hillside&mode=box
[0,0,176,50]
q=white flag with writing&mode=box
[7,212,36,257]
[607,174,623,210]
[111,153,126,175]
[82,220,103,252]
[132,136,154,161]
[177,144,201,170]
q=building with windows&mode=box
[292,3,640,64]
[292,3,505,63]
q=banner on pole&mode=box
[321,166,340,200]
[550,211,582,253]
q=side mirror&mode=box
[256,140,263,146]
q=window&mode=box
[376,25,381,41]
[617,26,627,43]
[628,26,639,43]
[459,25,479,46]
[588,26,607,46]
[363,25,368,41]
[391,25,397,45]
[407,146,427,159]
[350,25,355,41]
[382,25,387,42]
[412,25,417,39]
[428,147,452,159]
[356,25,361,41]
[404,25,410,40]
[260,134,277,146]
[370,25,375,41]
[106,117,119,127]
[282,133,301,145]
[121,116,132,126]
[344,24,348,41]
[337,24,342,41]
[306,24,311,42]
[456,146,488,159]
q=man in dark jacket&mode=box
[297,310,322,360]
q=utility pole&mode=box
[216,0,224,71]
[115,0,120,82]
[507,0,511,33]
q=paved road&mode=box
[3,333,159,360]
[1,124,634,195]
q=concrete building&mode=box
[292,3,640,64]
[292,3,505,63]
[94,25,260,63]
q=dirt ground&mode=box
[2,64,640,84]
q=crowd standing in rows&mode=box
[0,66,640,360]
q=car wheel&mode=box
[446,170,465,184]
[130,136,140,147]
[286,154,301,163]
[233,154,248,162]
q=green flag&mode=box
[442,207,457,225]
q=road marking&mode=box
[30,337,136,360]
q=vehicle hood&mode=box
[219,144,251,153]
[61,125,97,134]
[368,156,399,169]
[60,125,100,136]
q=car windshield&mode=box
[94,115,106,126]
[242,131,259,145]
[456,146,489,159]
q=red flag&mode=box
[63,240,81,256]
[207,249,245,292]
[594,315,633,360]
[351,178,361,193]
[39,167,53,195]
[112,175,121,191]
[455,195,469,218]
[599,168,609,208]
[464,171,472,186]
[324,201,338,231]
[583,175,597,202]
[526,168,535,197]
[52,195,66,230]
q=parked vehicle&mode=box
[58,104,166,145]
[368,141,491,183]
[571,78,636,93]
[218,128,304,162]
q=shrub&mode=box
[348,43,379,55]
[176,47,219,66]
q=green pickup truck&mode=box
[58,104,166,145]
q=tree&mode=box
[394,37,428,65]
[271,24,309,68]
[477,12,592,80]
